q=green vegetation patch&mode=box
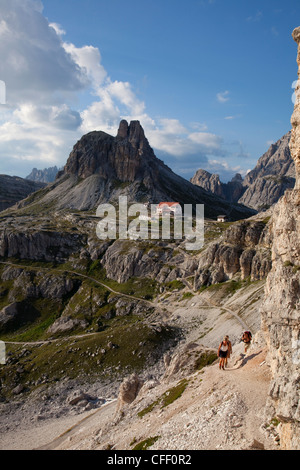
[88,261,158,300]
[138,379,189,418]
[194,350,218,371]
[204,221,234,242]
[180,292,194,301]
[4,298,63,342]
[165,279,185,291]
[132,436,160,450]
[198,277,259,296]
[0,318,178,399]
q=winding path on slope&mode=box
[0,260,254,346]
[0,260,169,346]
[180,273,255,331]
[203,297,250,331]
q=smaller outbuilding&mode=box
[217,215,228,223]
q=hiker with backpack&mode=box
[241,331,252,354]
[218,337,230,370]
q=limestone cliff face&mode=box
[194,220,272,289]
[99,219,272,288]
[0,229,86,262]
[240,132,295,210]
[260,27,300,450]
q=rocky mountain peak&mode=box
[117,119,146,146]
[191,132,295,211]
[26,166,60,183]
[60,120,153,182]
[191,169,245,203]
[243,131,293,186]
[231,173,243,183]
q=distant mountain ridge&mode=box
[191,132,295,211]
[190,170,245,203]
[0,175,46,212]
[17,120,255,220]
[26,166,60,183]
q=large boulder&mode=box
[115,373,144,414]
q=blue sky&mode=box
[0,0,299,182]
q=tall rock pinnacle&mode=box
[117,119,129,139]
[116,120,146,146]
[290,27,300,188]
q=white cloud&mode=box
[106,81,145,116]
[0,105,79,172]
[49,22,66,37]
[188,132,222,149]
[0,0,89,106]
[14,104,82,130]
[207,159,247,181]
[217,90,230,103]
[140,118,223,159]
[0,0,90,173]
[0,0,240,181]
[0,20,9,36]
[63,42,107,89]
[80,91,121,135]
[190,121,208,131]
[158,118,187,135]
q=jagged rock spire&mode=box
[290,27,300,188]
[117,120,129,139]
[117,120,146,148]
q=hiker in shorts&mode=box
[218,337,229,370]
[241,331,252,354]
[224,335,232,367]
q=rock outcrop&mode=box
[191,170,245,203]
[191,132,295,211]
[98,217,273,289]
[239,132,295,210]
[0,229,86,262]
[163,342,217,382]
[260,27,300,450]
[0,303,20,330]
[194,220,272,289]
[0,265,82,333]
[115,373,144,415]
[47,316,89,335]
